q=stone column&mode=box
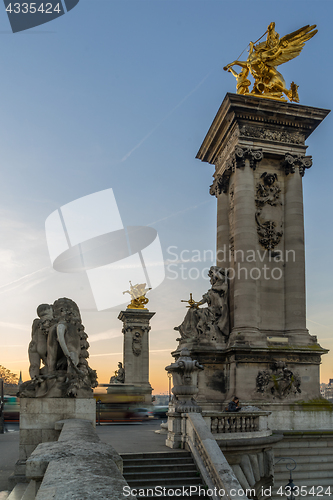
[216,191,230,268]
[283,154,312,335]
[118,309,155,388]
[229,149,263,343]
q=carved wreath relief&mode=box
[256,361,301,398]
[132,331,142,356]
[255,172,283,251]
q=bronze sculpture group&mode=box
[224,22,317,102]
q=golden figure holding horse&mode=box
[224,23,317,102]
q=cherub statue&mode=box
[224,23,317,102]
[227,66,251,95]
[20,298,98,398]
[28,304,53,380]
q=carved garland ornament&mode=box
[239,125,305,145]
[255,172,283,251]
[132,331,142,356]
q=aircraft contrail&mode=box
[0,267,50,293]
[121,71,214,163]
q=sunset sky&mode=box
[0,0,332,394]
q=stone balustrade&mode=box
[183,412,250,500]
[203,411,272,440]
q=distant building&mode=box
[322,381,333,402]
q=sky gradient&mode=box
[0,0,332,394]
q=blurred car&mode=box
[3,395,20,421]
[95,403,153,422]
[152,405,168,418]
[130,407,154,420]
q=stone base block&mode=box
[105,383,152,404]
[263,404,333,431]
[165,413,183,449]
[19,398,96,461]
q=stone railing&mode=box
[183,412,250,500]
[9,418,135,500]
[202,411,271,440]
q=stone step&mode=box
[121,452,191,460]
[274,440,333,449]
[276,469,333,480]
[274,478,333,488]
[274,447,333,456]
[136,496,203,500]
[0,492,10,500]
[121,451,204,493]
[275,454,333,464]
[124,464,198,473]
[275,462,333,473]
[273,496,332,500]
[126,477,203,487]
[125,470,199,481]
[122,457,195,466]
[21,482,36,500]
[6,484,28,500]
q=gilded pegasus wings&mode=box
[260,24,318,67]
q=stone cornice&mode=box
[196,93,330,166]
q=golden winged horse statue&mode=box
[224,23,317,102]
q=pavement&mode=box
[96,418,172,453]
[0,423,19,492]
[0,419,171,493]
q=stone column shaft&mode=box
[284,168,306,331]
[232,161,258,331]
[216,192,230,267]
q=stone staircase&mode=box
[272,432,333,500]
[0,481,35,500]
[121,451,206,499]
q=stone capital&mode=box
[282,153,313,177]
[210,146,263,197]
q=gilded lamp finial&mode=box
[181,293,200,309]
[123,281,152,310]
[224,23,317,102]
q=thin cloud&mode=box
[0,322,29,331]
[0,267,50,293]
[307,318,331,329]
[121,72,214,163]
[146,200,210,228]
[89,331,122,343]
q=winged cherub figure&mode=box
[224,23,317,102]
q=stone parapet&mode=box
[24,419,135,500]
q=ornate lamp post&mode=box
[167,372,172,403]
[275,457,297,500]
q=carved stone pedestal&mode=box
[172,93,332,425]
[117,309,155,403]
[9,397,95,487]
